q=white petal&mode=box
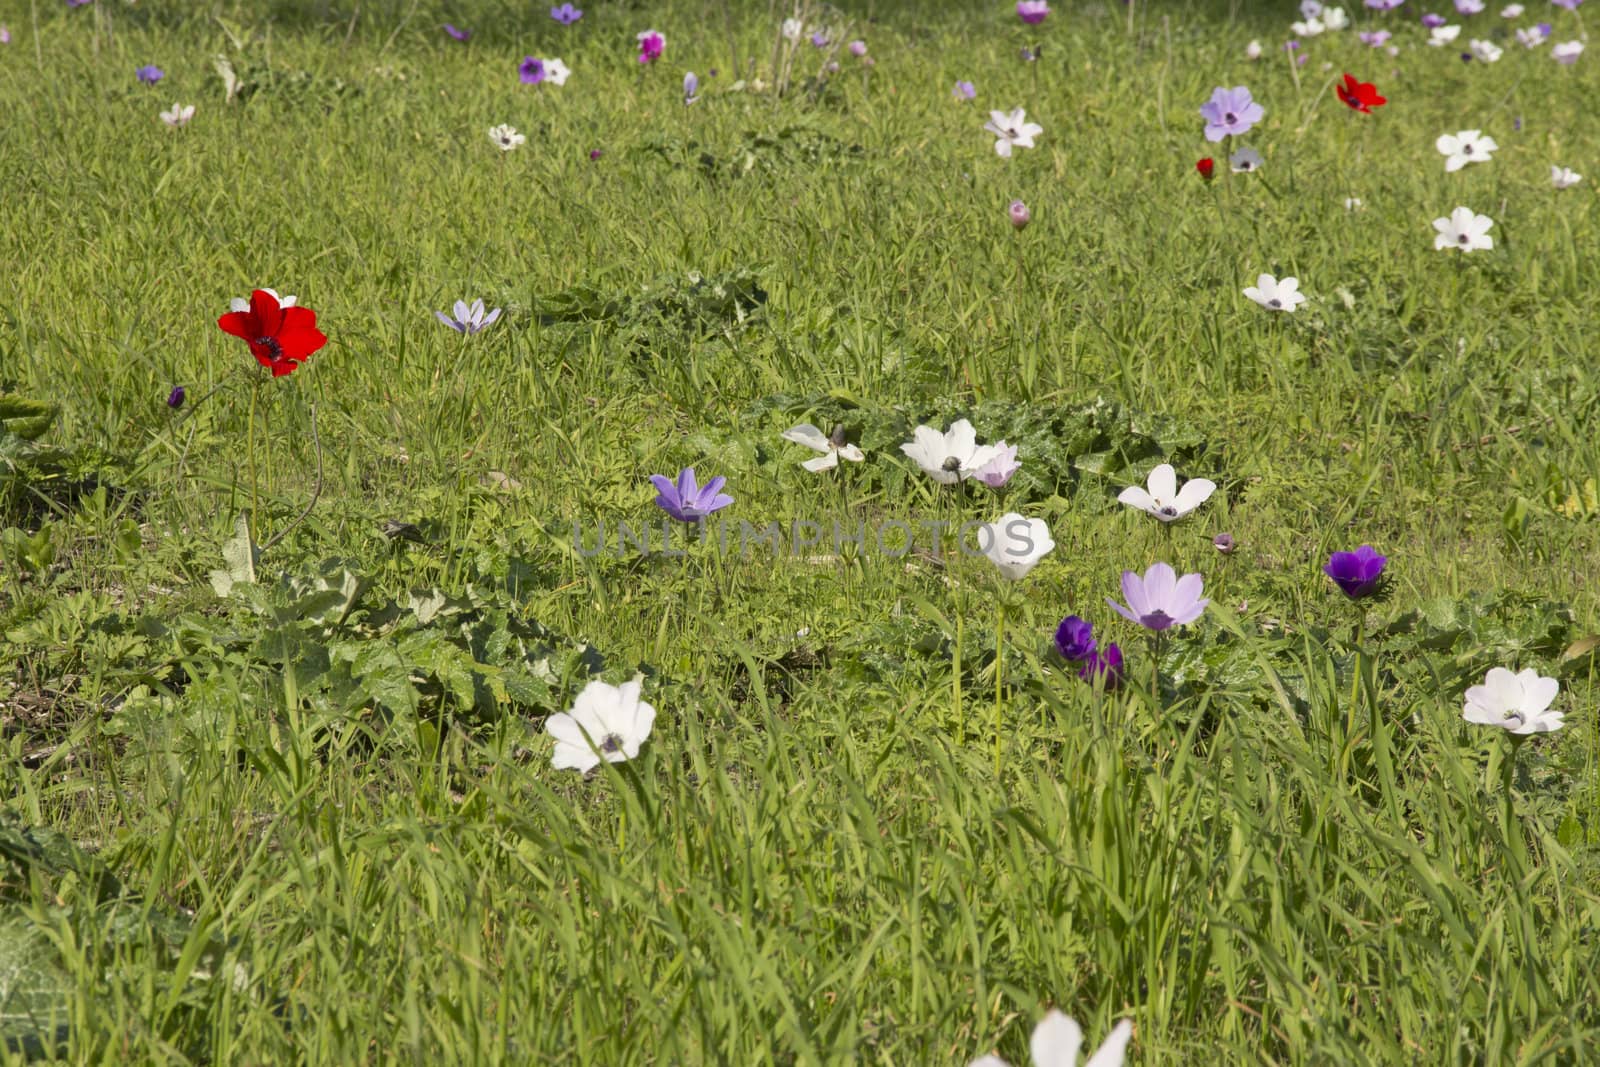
[1146,464,1177,505]
[801,452,840,472]
[1084,1020,1134,1067]
[1118,486,1158,513]
[782,423,830,452]
[1029,1010,1083,1067]
[1172,478,1216,514]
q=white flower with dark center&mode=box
[1322,6,1350,29]
[1242,273,1306,313]
[1437,129,1497,172]
[1118,463,1216,522]
[545,58,571,85]
[1463,667,1563,735]
[489,123,525,151]
[1433,206,1494,252]
[900,419,1002,484]
[983,108,1043,157]
[1230,146,1264,172]
[782,423,865,472]
[782,17,804,41]
[546,677,657,773]
[1552,165,1582,188]
[160,103,196,128]
[1469,38,1503,62]
[969,1010,1133,1067]
[1428,24,1462,45]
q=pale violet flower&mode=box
[435,298,502,334]
[1199,86,1264,142]
[1456,0,1486,12]
[1428,23,1463,43]
[1243,273,1306,312]
[160,103,196,128]
[900,419,1002,484]
[1107,562,1209,632]
[1469,38,1504,60]
[1551,164,1582,188]
[1517,26,1548,45]
[489,124,525,151]
[971,442,1021,489]
[1230,146,1264,172]
[979,513,1055,580]
[781,423,864,472]
[969,1010,1133,1067]
[1437,129,1498,171]
[1118,463,1216,522]
[984,108,1043,157]
[1463,667,1563,735]
[545,58,571,86]
[1552,40,1584,63]
[1433,206,1494,251]
[546,677,657,773]
[1300,0,1324,15]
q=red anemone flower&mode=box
[1195,157,1215,181]
[218,289,327,377]
[1336,73,1386,114]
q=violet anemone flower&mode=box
[953,80,977,99]
[519,56,547,84]
[1017,0,1051,22]
[1079,643,1125,687]
[650,467,733,522]
[136,65,164,84]
[551,3,583,23]
[443,23,470,41]
[1324,545,1387,598]
[683,71,699,104]
[1107,563,1209,631]
[1199,86,1264,142]
[1054,615,1097,661]
[435,299,502,334]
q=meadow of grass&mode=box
[2,0,1600,1062]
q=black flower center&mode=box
[942,456,964,472]
[599,733,625,755]
[1159,505,1179,517]
[1463,144,1473,154]
[1458,234,1470,244]
[254,336,282,358]
[1268,298,1282,308]
[1224,112,1237,124]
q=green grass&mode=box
[3,0,1600,1062]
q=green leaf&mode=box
[209,514,258,596]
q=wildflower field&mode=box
[3,0,1600,1062]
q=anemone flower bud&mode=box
[166,385,186,409]
[1008,199,1031,230]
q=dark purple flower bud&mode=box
[589,148,603,160]
[1323,544,1387,599]
[1079,643,1124,688]
[1054,615,1096,661]
[1008,199,1031,230]
[166,385,186,409]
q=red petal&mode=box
[250,290,284,337]
[270,358,301,378]
[218,311,258,339]
[275,324,327,361]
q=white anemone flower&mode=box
[489,123,525,151]
[782,17,804,41]
[900,419,1002,484]
[983,108,1043,158]
[1229,146,1264,172]
[1246,39,1263,59]
[546,677,657,774]
[1501,3,1524,15]
[1433,206,1494,252]
[1242,273,1305,312]
[544,58,571,86]
[160,103,196,128]
[1437,129,1498,172]
[781,423,865,472]
[1469,39,1503,62]
[1322,6,1349,29]
[1551,165,1582,189]
[1552,40,1584,64]
[979,513,1055,581]
[1428,24,1462,45]
[1118,463,1216,522]
[1463,668,1564,735]
[1291,17,1326,35]
[229,287,295,313]
[970,1010,1134,1067]
[1517,26,1547,46]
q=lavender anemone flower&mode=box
[1360,29,1394,43]
[551,3,583,23]
[1008,199,1031,229]
[1422,11,1448,25]
[849,40,867,57]
[1324,545,1387,598]
[435,299,502,334]
[1199,86,1264,142]
[1054,615,1097,661]
[810,30,829,47]
[519,56,547,84]
[136,65,164,84]
[1365,0,1406,7]
[971,442,1020,488]
[683,71,700,104]
[1017,0,1051,22]
[1551,0,1580,9]
[443,23,470,41]
[953,80,977,99]
[650,467,733,522]
[1108,562,1209,632]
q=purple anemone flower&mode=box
[589,148,603,160]
[953,80,977,99]
[650,467,733,523]
[1551,0,1581,9]
[166,385,186,409]
[1079,643,1125,687]
[1365,0,1406,8]
[849,40,867,57]
[683,71,699,104]
[519,56,547,84]
[136,65,164,84]
[1199,86,1264,142]
[442,23,470,42]
[1360,29,1393,44]
[551,2,583,23]
[1054,615,1097,661]
[810,30,829,47]
[1324,545,1387,599]
[1422,11,1448,25]
[1017,0,1051,23]
[1107,562,1209,632]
